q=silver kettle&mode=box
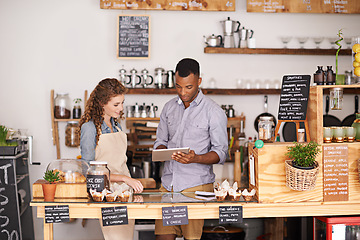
[154,66,166,89]
[220,17,241,35]
[203,34,223,47]
[167,70,175,88]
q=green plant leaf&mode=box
[43,170,60,184]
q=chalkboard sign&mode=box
[278,75,310,121]
[219,206,243,224]
[45,205,70,223]
[87,174,106,192]
[102,206,128,226]
[117,15,150,59]
[101,0,235,11]
[247,0,360,14]
[162,206,188,226]
[323,145,349,202]
[0,160,21,240]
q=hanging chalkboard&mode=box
[45,205,70,223]
[0,160,21,240]
[247,0,360,14]
[219,206,243,224]
[162,206,188,226]
[102,206,128,226]
[278,75,310,121]
[117,15,150,59]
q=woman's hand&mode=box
[123,176,144,193]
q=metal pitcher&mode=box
[141,68,154,88]
[154,66,166,89]
[127,68,142,88]
[167,70,175,88]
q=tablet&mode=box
[152,147,190,162]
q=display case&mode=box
[314,216,360,240]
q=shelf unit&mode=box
[204,47,352,56]
[50,89,88,159]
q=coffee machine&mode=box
[220,17,240,48]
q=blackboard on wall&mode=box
[117,15,150,59]
[0,159,21,239]
[278,75,310,121]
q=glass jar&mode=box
[258,116,274,143]
[86,161,110,193]
[65,121,80,147]
[330,88,343,110]
[352,36,360,81]
[54,93,71,119]
[72,98,82,119]
[297,129,305,143]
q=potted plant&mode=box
[0,125,19,156]
[285,141,321,191]
[42,170,60,201]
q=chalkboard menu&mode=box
[101,0,235,11]
[117,15,150,59]
[45,205,70,223]
[247,0,360,14]
[0,160,20,239]
[162,206,188,226]
[323,145,349,202]
[278,75,310,121]
[102,206,128,226]
[219,206,243,224]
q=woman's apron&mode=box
[95,126,134,240]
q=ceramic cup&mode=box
[323,127,332,143]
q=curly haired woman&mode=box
[79,78,143,239]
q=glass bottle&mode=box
[258,116,274,143]
[86,161,110,193]
[72,98,82,119]
[325,66,336,85]
[54,93,71,119]
[313,66,325,85]
[65,121,80,147]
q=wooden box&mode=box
[32,179,88,199]
[249,142,323,203]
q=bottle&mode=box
[313,66,325,85]
[276,133,280,142]
[258,116,274,143]
[325,66,336,85]
[227,105,235,118]
[54,93,71,119]
[72,98,82,119]
[86,161,110,194]
[65,121,80,147]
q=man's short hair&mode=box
[175,58,200,78]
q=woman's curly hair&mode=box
[79,78,127,145]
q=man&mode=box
[154,58,228,240]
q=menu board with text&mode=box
[278,75,310,121]
[117,15,150,59]
[247,0,360,14]
[323,145,349,202]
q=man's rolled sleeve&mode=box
[209,106,228,164]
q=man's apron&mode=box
[95,126,134,240]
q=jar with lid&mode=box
[297,129,305,143]
[86,161,110,194]
[72,98,82,119]
[330,87,343,110]
[54,93,71,119]
[65,121,80,147]
[258,116,274,143]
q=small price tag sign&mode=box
[219,206,243,224]
[162,206,189,226]
[102,206,128,227]
[45,205,70,223]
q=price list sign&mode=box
[102,206,128,226]
[117,15,150,59]
[162,206,188,226]
[45,205,70,223]
[278,75,310,121]
[323,145,349,202]
[219,206,243,224]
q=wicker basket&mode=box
[285,160,319,191]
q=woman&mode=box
[79,78,143,239]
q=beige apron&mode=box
[95,126,134,240]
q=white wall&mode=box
[0,0,359,239]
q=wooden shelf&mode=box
[204,47,352,56]
[127,88,281,95]
[54,119,80,122]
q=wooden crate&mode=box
[249,142,323,203]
